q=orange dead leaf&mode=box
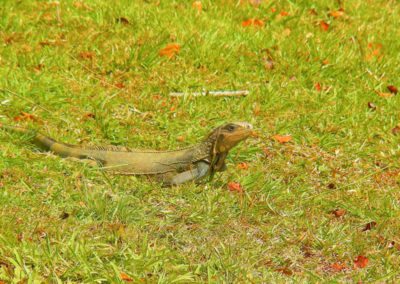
[331,262,347,272]
[377,92,394,98]
[271,7,276,13]
[320,21,329,31]
[387,85,398,94]
[242,18,264,27]
[83,113,95,120]
[280,11,289,16]
[159,43,181,59]
[354,255,368,269]
[120,272,133,282]
[192,1,202,13]
[79,51,95,60]
[13,112,36,122]
[331,209,346,217]
[392,125,400,135]
[176,135,185,142]
[237,162,249,170]
[114,82,125,89]
[272,134,292,143]
[329,10,344,18]
[227,182,243,193]
[314,82,322,91]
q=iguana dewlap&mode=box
[1,122,253,185]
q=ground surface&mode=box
[1,0,400,282]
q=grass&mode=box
[1,0,400,282]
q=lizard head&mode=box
[207,122,254,153]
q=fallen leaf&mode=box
[329,10,344,18]
[176,135,185,142]
[387,85,398,94]
[331,262,347,272]
[322,59,329,65]
[354,255,368,269]
[116,17,130,25]
[272,134,292,143]
[114,82,125,89]
[377,92,394,98]
[227,182,243,193]
[14,112,36,122]
[309,9,318,15]
[275,267,293,276]
[192,1,202,13]
[79,51,95,60]
[362,221,376,231]
[320,21,329,31]
[271,7,277,13]
[280,11,289,16]
[120,272,133,282]
[60,212,70,219]
[237,162,249,170]
[34,64,44,73]
[392,125,400,135]
[159,43,180,59]
[83,113,95,120]
[331,209,346,217]
[314,82,322,91]
[327,183,336,189]
[242,18,264,27]
[367,102,376,110]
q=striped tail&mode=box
[0,124,76,158]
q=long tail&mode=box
[0,124,81,158]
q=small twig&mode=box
[169,90,249,97]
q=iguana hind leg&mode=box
[165,161,209,186]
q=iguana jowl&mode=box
[1,122,253,185]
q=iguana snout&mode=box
[209,122,253,153]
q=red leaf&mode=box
[314,82,322,91]
[320,21,329,31]
[272,134,292,143]
[227,182,243,193]
[159,43,181,59]
[354,255,368,269]
[387,85,398,94]
[242,18,264,27]
[331,262,347,272]
[280,11,289,16]
[114,82,125,89]
[120,272,133,282]
[237,162,249,170]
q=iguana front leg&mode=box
[166,161,209,186]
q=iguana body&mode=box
[1,122,253,185]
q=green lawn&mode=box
[1,0,400,282]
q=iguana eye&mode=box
[226,124,236,132]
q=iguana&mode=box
[1,122,253,185]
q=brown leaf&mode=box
[331,209,346,217]
[392,125,400,135]
[314,82,322,91]
[227,182,243,193]
[116,17,130,25]
[60,212,70,219]
[237,162,249,170]
[79,51,95,60]
[362,221,376,231]
[367,102,376,110]
[176,135,185,142]
[275,266,293,276]
[14,112,36,122]
[387,85,398,94]
[159,43,181,59]
[272,134,292,143]
[120,272,133,282]
[309,9,318,15]
[320,21,329,31]
[83,113,96,120]
[242,18,264,27]
[192,1,202,13]
[327,183,336,189]
[354,255,368,269]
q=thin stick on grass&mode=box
[169,90,249,97]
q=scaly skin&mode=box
[1,122,253,185]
